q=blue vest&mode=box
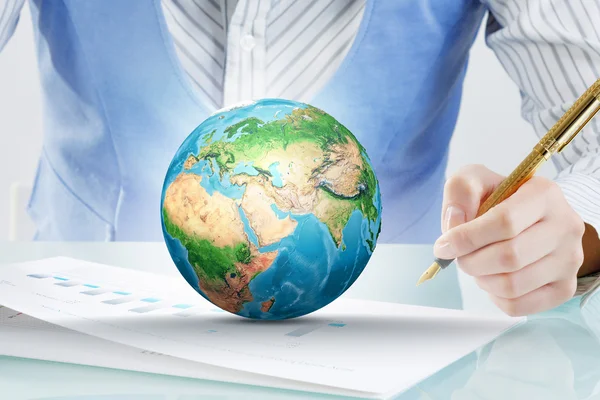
[27,0,484,241]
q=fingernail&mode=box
[434,238,456,259]
[444,205,466,232]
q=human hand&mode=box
[433,165,586,316]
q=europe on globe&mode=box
[161,99,382,320]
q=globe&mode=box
[161,99,382,320]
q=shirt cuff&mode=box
[576,272,600,298]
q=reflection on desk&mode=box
[417,299,600,400]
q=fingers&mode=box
[487,278,578,317]
[438,166,585,317]
[474,253,560,299]
[457,220,558,277]
[473,240,584,299]
[441,165,504,233]
[434,177,551,260]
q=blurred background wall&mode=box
[0,3,557,243]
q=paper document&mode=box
[0,305,360,398]
[0,257,523,398]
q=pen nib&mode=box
[416,262,441,286]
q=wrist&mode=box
[578,223,600,278]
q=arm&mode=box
[0,0,25,53]
[484,0,600,284]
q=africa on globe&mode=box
[161,99,382,320]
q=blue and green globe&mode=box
[161,99,382,320]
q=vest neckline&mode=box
[151,0,376,112]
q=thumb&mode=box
[441,165,505,233]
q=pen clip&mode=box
[554,92,600,153]
[556,133,577,153]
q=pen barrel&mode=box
[476,79,600,219]
[536,79,600,153]
[476,150,546,218]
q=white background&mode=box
[0,3,557,242]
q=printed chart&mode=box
[23,271,348,340]
[0,257,523,398]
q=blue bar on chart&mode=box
[285,323,324,337]
[53,276,69,281]
[140,297,161,303]
[83,284,100,288]
[27,274,51,279]
[173,304,193,309]
[81,288,113,296]
[328,323,346,328]
[103,296,137,305]
[113,291,131,296]
[129,304,164,313]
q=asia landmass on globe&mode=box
[161,99,382,320]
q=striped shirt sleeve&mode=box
[0,0,25,53]
[484,1,600,247]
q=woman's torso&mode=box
[27,0,485,244]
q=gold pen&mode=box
[417,78,600,286]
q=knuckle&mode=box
[572,215,586,237]
[445,165,485,195]
[497,206,519,237]
[554,280,577,301]
[565,278,578,298]
[570,246,585,268]
[499,273,520,298]
[453,228,476,254]
[460,256,485,277]
[532,177,561,201]
[540,177,560,196]
[504,304,522,317]
[460,164,487,176]
[499,241,521,271]
[444,174,473,196]
[497,298,522,317]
